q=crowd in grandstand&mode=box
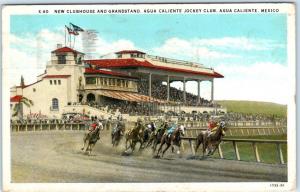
[138,80,214,107]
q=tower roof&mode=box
[51,46,84,54]
[115,50,146,54]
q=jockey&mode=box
[88,121,98,132]
[167,123,177,138]
[112,120,123,135]
[149,121,156,132]
[155,120,168,135]
[207,117,219,136]
[135,118,143,129]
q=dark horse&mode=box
[151,122,169,154]
[140,123,156,149]
[81,126,102,155]
[124,122,144,153]
[195,121,226,157]
[111,121,125,147]
[156,125,185,158]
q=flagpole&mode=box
[73,34,76,48]
[64,27,66,46]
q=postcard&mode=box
[2,3,296,192]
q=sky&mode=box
[9,13,288,104]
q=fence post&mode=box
[188,139,196,156]
[218,144,223,159]
[233,141,240,160]
[276,143,284,164]
[252,142,260,162]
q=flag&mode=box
[65,25,79,35]
[70,23,84,32]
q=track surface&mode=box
[12,131,287,182]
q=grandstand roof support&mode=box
[167,75,170,102]
[211,79,214,102]
[197,80,201,104]
[149,73,152,97]
[183,77,186,103]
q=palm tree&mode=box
[12,96,34,120]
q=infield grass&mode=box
[209,135,287,164]
[216,100,287,117]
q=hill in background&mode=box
[216,100,287,117]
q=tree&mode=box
[12,96,34,120]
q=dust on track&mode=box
[11,131,287,182]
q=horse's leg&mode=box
[132,140,137,152]
[81,133,87,150]
[162,143,171,158]
[195,136,202,153]
[209,141,221,156]
[156,141,164,157]
[90,143,96,156]
[125,138,129,150]
[202,140,207,157]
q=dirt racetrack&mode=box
[11,131,287,182]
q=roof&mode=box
[84,68,137,79]
[115,50,146,54]
[85,59,224,78]
[51,47,83,54]
[10,95,22,102]
[43,75,71,79]
[96,90,166,103]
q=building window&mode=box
[54,80,57,85]
[125,81,128,87]
[33,88,36,92]
[57,55,66,64]
[58,80,61,85]
[86,77,96,84]
[117,79,121,87]
[52,98,59,110]
[50,80,52,85]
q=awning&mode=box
[95,90,166,103]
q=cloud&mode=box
[152,37,237,61]
[193,37,284,51]
[9,29,137,86]
[9,30,289,104]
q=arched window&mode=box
[52,98,59,110]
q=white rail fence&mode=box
[11,121,287,164]
[183,137,287,165]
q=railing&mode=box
[11,123,88,132]
[179,120,286,128]
[182,137,287,165]
[185,127,287,137]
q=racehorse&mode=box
[156,125,185,158]
[140,123,156,149]
[124,122,144,153]
[111,121,125,147]
[81,122,103,155]
[195,121,226,157]
[151,122,168,154]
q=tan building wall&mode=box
[21,77,71,118]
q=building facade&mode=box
[10,44,224,119]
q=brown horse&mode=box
[195,121,226,157]
[124,122,145,153]
[156,125,185,158]
[81,126,102,155]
